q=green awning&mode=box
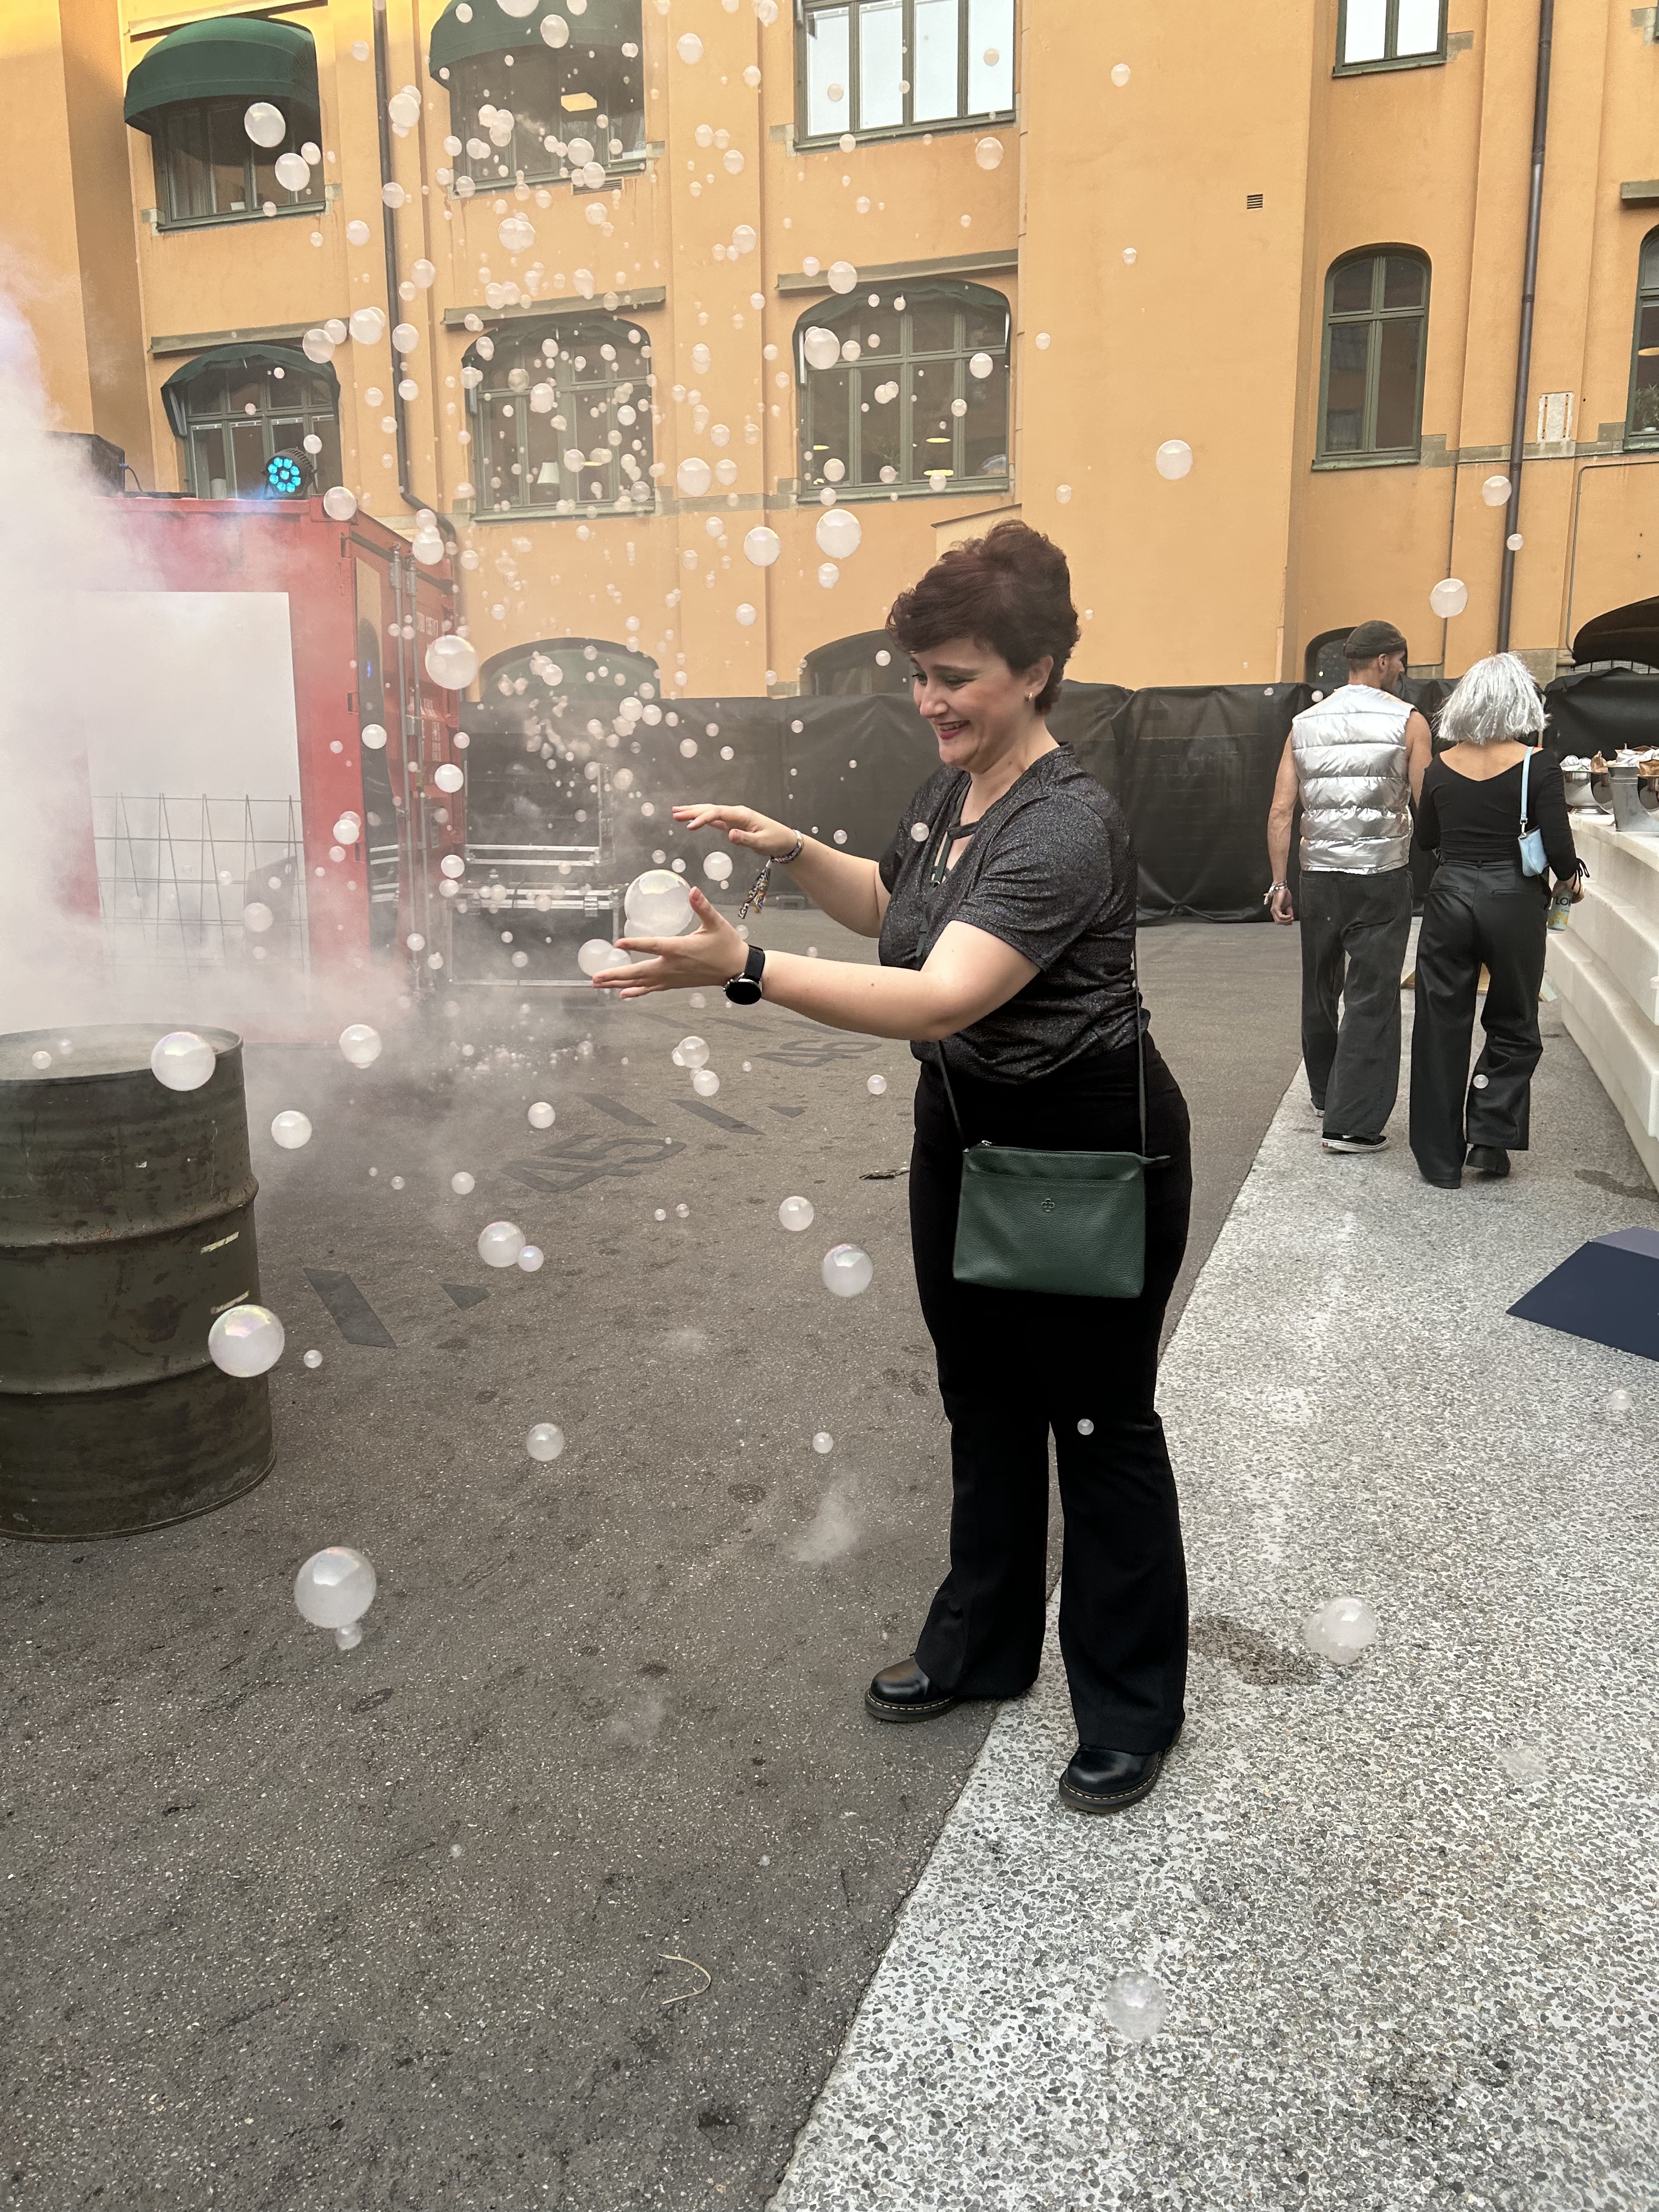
[160,345,338,438]
[429,0,635,76]
[124,18,319,138]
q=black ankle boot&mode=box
[1466,1144,1510,1177]
[1058,1727,1182,1814]
[864,1656,958,1722]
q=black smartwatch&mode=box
[723,944,766,1006]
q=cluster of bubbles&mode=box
[294,1546,377,1651]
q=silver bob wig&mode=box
[1437,652,1547,747]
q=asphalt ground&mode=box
[2,915,1303,2212]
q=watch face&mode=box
[724,977,763,1005]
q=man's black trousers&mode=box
[1298,866,1414,1137]
[906,1038,1192,1754]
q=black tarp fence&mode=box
[462,667,1618,924]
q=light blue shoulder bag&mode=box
[1517,749,1548,877]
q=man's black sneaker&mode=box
[1322,1132,1386,1153]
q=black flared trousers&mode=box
[1409,858,1549,1184]
[906,1037,1193,1753]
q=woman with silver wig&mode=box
[1408,652,1582,1187]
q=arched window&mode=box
[465,317,654,516]
[481,636,660,702]
[796,280,1009,498]
[124,18,323,229]
[429,0,645,192]
[1627,229,1659,448]
[802,631,910,696]
[161,345,340,498]
[799,0,1014,143]
[1317,249,1429,462]
[1304,629,1358,689]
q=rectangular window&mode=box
[156,98,320,227]
[800,0,1014,142]
[1630,300,1659,442]
[1336,0,1445,70]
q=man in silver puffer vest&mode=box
[1265,620,1433,1153]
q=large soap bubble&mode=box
[478,1220,527,1267]
[676,456,713,496]
[348,306,387,346]
[517,1244,545,1272]
[812,1431,833,1454]
[527,1422,566,1460]
[822,1243,873,1297]
[1110,61,1132,87]
[528,1101,556,1128]
[150,1030,216,1091]
[1301,1594,1379,1664]
[1429,577,1469,618]
[968,351,995,379]
[244,100,287,148]
[274,151,311,191]
[624,869,695,935]
[1155,439,1194,479]
[744,526,782,566]
[578,939,629,976]
[691,1068,720,1097]
[867,1074,888,1096]
[975,136,1004,169]
[703,850,734,882]
[426,634,481,688]
[1104,1969,1167,2042]
[339,1023,382,1068]
[432,762,464,793]
[815,508,862,560]
[778,1195,815,1232]
[450,1171,475,1194]
[208,1304,285,1378]
[803,328,842,371]
[499,213,535,254]
[323,486,358,521]
[827,259,857,294]
[294,1545,377,1650]
[677,30,704,61]
[1481,474,1513,507]
[541,12,571,43]
[677,1035,710,1069]
[271,1109,313,1149]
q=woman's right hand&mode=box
[672,803,799,858]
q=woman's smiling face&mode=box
[910,636,1052,773]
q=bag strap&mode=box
[936,938,1151,1159]
[1520,745,1532,830]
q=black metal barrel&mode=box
[0,1025,274,1539]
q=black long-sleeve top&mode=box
[1415,749,1579,880]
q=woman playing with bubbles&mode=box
[591,523,1193,1815]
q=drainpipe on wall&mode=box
[1495,0,1556,653]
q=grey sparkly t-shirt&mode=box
[877,746,1141,1082]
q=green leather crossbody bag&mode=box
[937,965,1165,1301]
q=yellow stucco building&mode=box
[6,0,1659,704]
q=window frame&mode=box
[1625,228,1659,451]
[151,95,323,230]
[465,314,657,521]
[1333,0,1447,75]
[795,0,1016,149]
[795,281,1011,501]
[1313,248,1431,469]
[444,45,647,195]
[175,359,340,498]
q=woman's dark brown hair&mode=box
[885,520,1081,714]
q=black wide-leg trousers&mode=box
[906,1039,1193,1754]
[1409,859,1549,1184]
[1298,866,1414,1136]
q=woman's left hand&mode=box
[590,885,748,998]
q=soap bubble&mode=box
[677,1035,710,1069]
[323,484,359,521]
[499,213,535,254]
[346,218,371,246]
[302,328,336,365]
[478,1220,527,1267]
[387,86,424,125]
[1429,577,1469,618]
[1155,439,1193,479]
[1481,474,1513,507]
[433,762,464,793]
[1104,1969,1167,2042]
[338,1024,382,1068]
[1122,246,1138,264]
[208,1303,285,1378]
[150,1030,215,1091]
[528,1101,556,1128]
[541,12,571,42]
[812,1432,833,1454]
[517,1244,545,1272]
[744,525,782,566]
[691,1068,720,1097]
[975,136,1004,169]
[349,306,386,345]
[242,900,274,933]
[1497,1742,1548,1787]
[703,850,735,882]
[426,633,481,688]
[272,1109,313,1149]
[679,737,698,759]
[294,1545,377,1650]
[578,939,628,976]
[332,813,362,845]
[778,1195,815,1232]
[625,869,695,935]
[968,351,994,378]
[910,821,929,843]
[677,30,704,60]
[822,1243,873,1296]
[274,151,311,191]
[244,100,286,147]
[817,562,840,589]
[527,1422,566,1460]
[736,602,758,625]
[1301,1594,1379,1664]
[816,507,862,559]
[439,854,465,879]
[1606,1387,1633,1418]
[1506,533,1524,552]
[360,721,387,749]
[303,1349,323,1369]
[802,328,842,371]
[1056,484,1073,504]
[675,1202,690,1218]
[1110,61,1131,86]
[450,1171,476,1194]
[866,1074,888,1096]
[30,1049,50,1070]
[676,456,713,496]
[827,259,857,294]
[1077,1418,1095,1435]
